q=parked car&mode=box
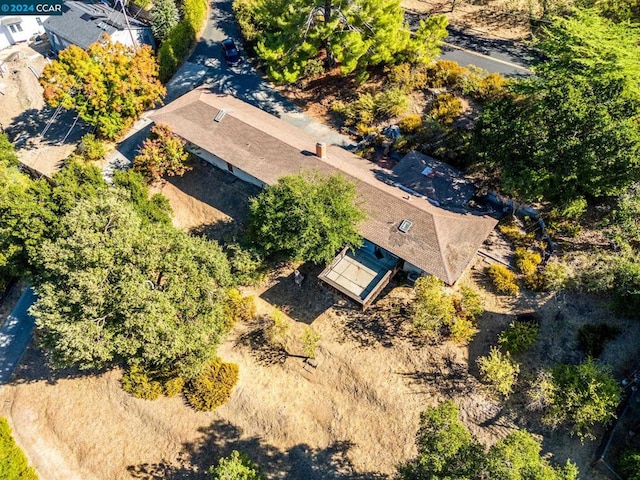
[221,38,242,67]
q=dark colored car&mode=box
[221,38,242,67]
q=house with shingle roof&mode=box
[149,88,497,308]
[43,1,154,54]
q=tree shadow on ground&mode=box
[127,419,387,479]
[260,263,338,325]
[6,106,91,150]
[7,342,109,386]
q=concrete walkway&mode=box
[0,287,36,386]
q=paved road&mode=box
[0,287,36,386]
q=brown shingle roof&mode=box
[149,88,497,284]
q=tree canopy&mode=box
[234,0,448,83]
[40,37,165,139]
[398,401,579,480]
[31,192,232,378]
[133,123,191,183]
[249,172,365,264]
[151,0,180,41]
[209,450,263,480]
[473,10,640,205]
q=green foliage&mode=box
[526,369,556,412]
[112,170,173,225]
[458,284,485,321]
[605,183,640,249]
[121,365,163,400]
[499,320,539,354]
[134,123,191,183]
[411,275,456,335]
[267,308,290,346]
[182,0,207,31]
[210,450,264,480]
[40,39,165,139]
[514,247,542,277]
[428,93,463,125]
[238,0,447,83]
[487,264,520,296]
[151,0,179,41]
[473,12,640,205]
[574,0,640,23]
[619,447,640,480]
[249,172,365,264]
[612,259,640,319]
[332,88,409,129]
[576,323,621,358]
[184,358,239,411]
[398,401,577,480]
[301,327,321,359]
[477,347,520,398]
[544,359,622,439]
[225,243,267,286]
[449,316,477,345]
[0,417,39,480]
[542,261,569,291]
[386,63,427,93]
[482,430,579,480]
[77,133,105,161]
[31,192,232,377]
[375,87,410,118]
[224,288,257,327]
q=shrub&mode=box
[612,259,640,319]
[267,308,290,346]
[182,0,207,31]
[412,275,456,336]
[398,115,423,134]
[499,320,539,354]
[477,347,520,398]
[619,448,640,480]
[331,93,376,128]
[163,376,185,397]
[473,73,508,102]
[542,261,569,291]
[544,359,622,439]
[224,288,256,327]
[387,63,428,92]
[226,243,266,286]
[576,323,621,358]
[458,284,484,321]
[301,327,321,359]
[210,450,264,479]
[134,123,190,182]
[184,358,239,411]
[487,264,519,296]
[0,417,39,480]
[514,247,542,277]
[121,365,163,400]
[426,60,466,89]
[449,316,477,344]
[113,169,173,225]
[77,133,105,161]
[158,20,196,82]
[428,93,463,125]
[526,369,556,412]
[376,87,410,118]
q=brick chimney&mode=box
[315,141,326,159]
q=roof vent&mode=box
[214,109,227,122]
[398,219,413,234]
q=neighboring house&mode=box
[149,88,498,309]
[43,1,154,54]
[0,16,48,51]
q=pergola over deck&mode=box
[319,244,401,310]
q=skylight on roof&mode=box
[398,219,413,234]
[214,109,227,122]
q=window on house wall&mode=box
[36,17,42,25]
[8,23,23,33]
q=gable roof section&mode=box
[149,88,497,284]
[44,1,149,50]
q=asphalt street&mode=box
[0,287,36,386]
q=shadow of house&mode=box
[127,419,387,479]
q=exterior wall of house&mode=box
[402,261,424,275]
[111,28,155,51]
[185,145,267,189]
[0,16,48,50]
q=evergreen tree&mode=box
[151,0,180,41]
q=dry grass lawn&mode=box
[1,162,635,479]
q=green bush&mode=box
[487,264,519,296]
[387,63,427,92]
[301,327,321,359]
[331,93,376,128]
[458,284,484,321]
[449,316,477,345]
[185,358,239,411]
[77,133,105,161]
[182,0,207,31]
[0,417,39,480]
[226,243,266,286]
[514,247,542,277]
[210,450,264,479]
[576,323,621,358]
[163,376,185,397]
[526,369,555,412]
[376,87,410,118]
[544,359,622,439]
[158,20,196,82]
[113,169,173,225]
[267,308,290,346]
[412,275,456,336]
[498,320,539,354]
[612,259,640,319]
[619,448,640,480]
[224,288,257,327]
[542,261,569,291]
[477,347,520,398]
[426,60,467,88]
[428,93,463,125]
[121,366,163,400]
